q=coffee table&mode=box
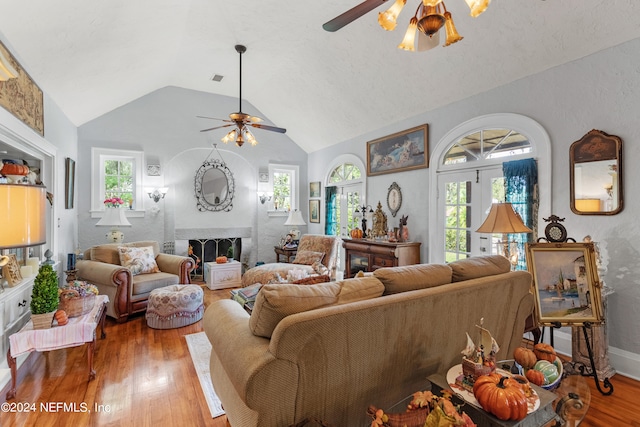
[6,295,108,399]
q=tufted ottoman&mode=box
[146,284,204,329]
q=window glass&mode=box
[444,129,532,165]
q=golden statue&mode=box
[371,201,388,238]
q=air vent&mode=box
[211,74,224,82]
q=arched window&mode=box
[428,114,551,265]
[324,155,366,238]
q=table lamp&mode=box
[284,209,306,243]
[476,202,532,268]
[96,207,132,243]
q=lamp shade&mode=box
[284,210,306,226]
[476,203,532,234]
[0,184,47,249]
[96,207,132,227]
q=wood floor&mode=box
[1,285,639,427]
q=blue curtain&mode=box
[325,186,338,235]
[503,158,538,270]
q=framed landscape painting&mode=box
[525,242,604,326]
[309,200,320,223]
[367,124,428,176]
[310,181,321,198]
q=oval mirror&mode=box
[195,159,234,212]
[570,129,623,215]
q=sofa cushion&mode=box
[373,263,453,295]
[118,246,161,275]
[249,282,341,338]
[132,272,179,297]
[449,255,511,282]
[336,276,385,304]
[292,250,325,265]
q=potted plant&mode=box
[227,246,234,261]
[30,264,59,329]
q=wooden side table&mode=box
[6,295,108,400]
[274,246,297,263]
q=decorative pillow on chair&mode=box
[292,250,325,265]
[117,246,161,276]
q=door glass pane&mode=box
[444,180,472,261]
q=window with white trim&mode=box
[268,164,299,214]
[91,148,145,216]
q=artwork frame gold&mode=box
[2,254,23,287]
[309,181,321,198]
[367,124,428,176]
[0,40,44,136]
[525,242,604,326]
[309,200,320,223]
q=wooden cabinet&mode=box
[342,239,421,278]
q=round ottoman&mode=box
[146,284,204,329]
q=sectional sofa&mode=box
[203,255,534,427]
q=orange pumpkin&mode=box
[55,309,68,326]
[513,347,537,369]
[1,163,30,176]
[350,228,363,239]
[473,373,528,421]
[215,256,228,264]
[533,343,557,363]
[525,369,545,386]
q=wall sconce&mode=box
[258,192,273,204]
[146,187,168,203]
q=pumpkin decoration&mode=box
[533,360,560,385]
[533,343,557,362]
[215,256,228,264]
[54,309,69,326]
[513,347,537,369]
[350,228,363,239]
[473,373,528,421]
[525,368,545,386]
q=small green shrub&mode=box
[30,264,59,314]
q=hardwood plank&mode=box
[0,284,638,427]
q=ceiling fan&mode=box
[199,44,286,147]
[323,0,389,32]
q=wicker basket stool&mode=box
[145,284,204,329]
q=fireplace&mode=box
[188,238,242,278]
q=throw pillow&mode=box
[117,246,160,276]
[291,274,331,285]
[292,250,325,265]
[373,264,452,295]
[249,282,341,338]
[449,255,510,282]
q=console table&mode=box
[342,239,421,278]
[6,295,108,400]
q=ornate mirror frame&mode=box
[194,159,235,212]
[570,129,623,216]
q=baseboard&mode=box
[542,330,640,381]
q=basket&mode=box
[31,311,55,329]
[59,289,96,317]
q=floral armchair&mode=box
[241,234,341,287]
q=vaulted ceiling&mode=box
[2,1,640,153]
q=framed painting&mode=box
[367,124,428,176]
[65,157,76,209]
[525,242,604,326]
[310,181,321,198]
[0,40,44,136]
[309,200,320,223]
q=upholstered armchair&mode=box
[77,240,194,323]
[241,234,341,287]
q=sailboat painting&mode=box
[526,242,604,325]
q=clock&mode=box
[387,182,402,217]
[543,215,568,242]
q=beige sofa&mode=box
[77,241,194,323]
[203,255,535,427]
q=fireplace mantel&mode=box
[175,227,252,240]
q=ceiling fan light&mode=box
[417,5,445,37]
[221,129,237,144]
[398,17,418,51]
[465,0,490,18]
[235,133,245,147]
[378,0,407,31]
[443,11,463,46]
[245,129,258,146]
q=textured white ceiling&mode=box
[1,0,640,152]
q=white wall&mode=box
[309,37,640,377]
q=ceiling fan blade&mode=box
[200,124,235,133]
[249,115,263,123]
[250,123,287,134]
[323,0,389,32]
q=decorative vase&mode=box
[31,310,56,330]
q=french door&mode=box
[435,167,504,263]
